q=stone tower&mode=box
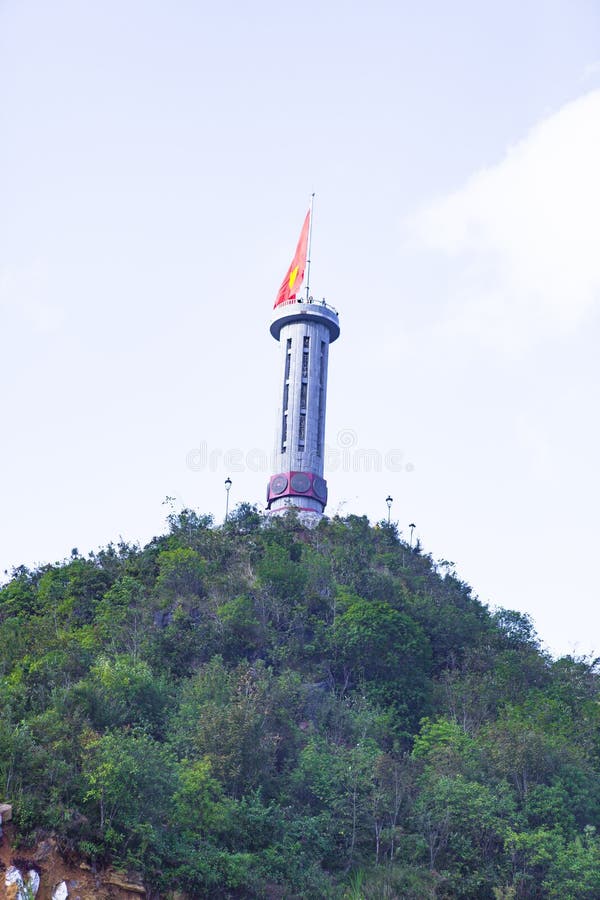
[266,207,340,517]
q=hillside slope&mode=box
[1,507,599,898]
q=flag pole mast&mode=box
[305,192,315,302]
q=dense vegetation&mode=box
[1,506,599,898]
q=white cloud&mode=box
[408,90,600,350]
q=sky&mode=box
[1,0,599,658]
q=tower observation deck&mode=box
[267,297,340,516]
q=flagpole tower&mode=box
[267,207,340,519]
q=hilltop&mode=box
[0,506,599,899]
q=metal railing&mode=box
[275,297,339,315]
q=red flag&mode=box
[274,209,310,308]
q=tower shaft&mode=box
[267,300,340,515]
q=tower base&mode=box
[267,471,327,511]
[266,507,323,528]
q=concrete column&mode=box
[267,300,340,515]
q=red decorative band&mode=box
[266,471,328,509]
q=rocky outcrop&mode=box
[102,870,146,894]
[5,865,41,900]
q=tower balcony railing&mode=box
[277,296,339,316]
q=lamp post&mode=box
[224,477,232,522]
[385,495,393,524]
[409,522,416,548]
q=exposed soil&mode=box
[0,827,148,900]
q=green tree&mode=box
[331,592,431,726]
[292,735,381,869]
[413,773,513,895]
[155,547,206,601]
[72,654,170,735]
[82,728,176,872]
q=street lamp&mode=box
[385,495,393,524]
[224,477,232,522]
[409,522,416,548]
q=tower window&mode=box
[317,341,326,457]
[302,335,310,378]
[285,338,292,380]
[281,413,287,453]
[300,382,307,409]
[298,412,306,450]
